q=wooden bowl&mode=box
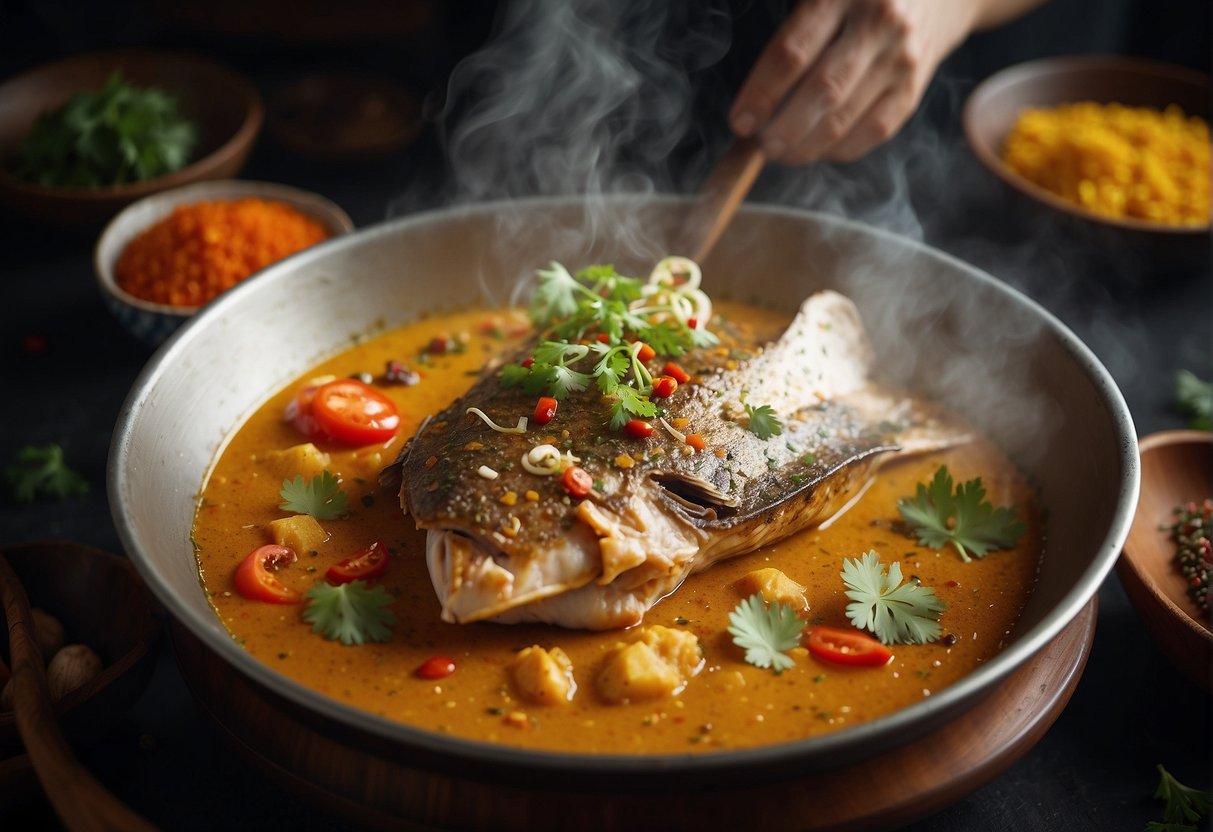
[0,49,263,227]
[1117,430,1212,691]
[963,56,1210,262]
[0,541,161,759]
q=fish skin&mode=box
[386,291,966,630]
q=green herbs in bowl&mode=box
[9,70,198,189]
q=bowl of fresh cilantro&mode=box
[0,49,262,226]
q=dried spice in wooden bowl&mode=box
[114,197,330,307]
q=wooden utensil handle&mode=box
[682,137,766,263]
[0,554,154,832]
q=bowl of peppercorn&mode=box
[1117,429,1212,692]
[94,179,354,346]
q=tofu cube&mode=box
[510,646,576,705]
[597,625,703,704]
[268,514,329,555]
[597,641,682,704]
[264,443,332,481]
[734,567,808,611]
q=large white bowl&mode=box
[109,196,1137,797]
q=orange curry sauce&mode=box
[192,303,1041,754]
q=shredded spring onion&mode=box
[658,416,687,444]
[477,465,499,480]
[467,407,528,434]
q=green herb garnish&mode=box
[744,403,783,440]
[897,465,1025,563]
[5,443,89,504]
[1147,764,1212,831]
[10,71,197,188]
[504,262,717,428]
[842,551,946,645]
[727,594,805,673]
[279,472,348,520]
[302,580,396,645]
[1174,370,1212,430]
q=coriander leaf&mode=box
[10,70,197,188]
[302,580,396,645]
[279,472,349,520]
[547,364,593,399]
[897,465,1025,563]
[5,443,89,504]
[1154,764,1212,826]
[727,594,805,673]
[530,262,582,324]
[498,363,530,386]
[744,403,784,440]
[842,551,946,645]
[1175,370,1212,430]
[607,385,657,430]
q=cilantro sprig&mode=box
[1148,764,1212,831]
[842,552,946,645]
[897,465,1025,563]
[279,472,349,520]
[5,444,89,504]
[727,594,806,674]
[1174,370,1211,430]
[302,580,396,645]
[504,261,717,428]
[10,71,197,188]
[744,403,783,440]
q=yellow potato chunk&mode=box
[597,625,703,704]
[264,443,332,481]
[509,645,576,706]
[734,567,808,612]
[268,514,328,555]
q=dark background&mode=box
[1,0,1210,829]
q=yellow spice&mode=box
[1001,101,1209,226]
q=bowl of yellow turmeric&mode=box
[964,56,1210,238]
[95,179,354,346]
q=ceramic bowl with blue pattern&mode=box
[94,179,354,347]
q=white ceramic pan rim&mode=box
[109,194,1138,784]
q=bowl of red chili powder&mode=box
[95,179,353,345]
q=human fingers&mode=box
[761,16,893,164]
[728,0,847,138]
[820,84,919,162]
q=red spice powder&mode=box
[115,197,331,307]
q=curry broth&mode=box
[193,303,1041,754]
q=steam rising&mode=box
[392,0,1158,464]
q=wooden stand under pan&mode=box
[171,599,1096,831]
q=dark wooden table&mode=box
[2,35,1210,831]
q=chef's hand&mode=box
[729,0,1045,164]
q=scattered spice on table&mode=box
[115,198,331,307]
[1167,498,1212,615]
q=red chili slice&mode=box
[687,317,699,330]
[416,656,456,679]
[326,541,390,584]
[520,357,534,368]
[663,362,690,384]
[684,433,705,452]
[234,545,301,604]
[561,466,593,498]
[807,626,894,667]
[311,378,401,445]
[652,376,678,398]
[624,419,655,438]
[533,396,558,425]
[635,342,656,363]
